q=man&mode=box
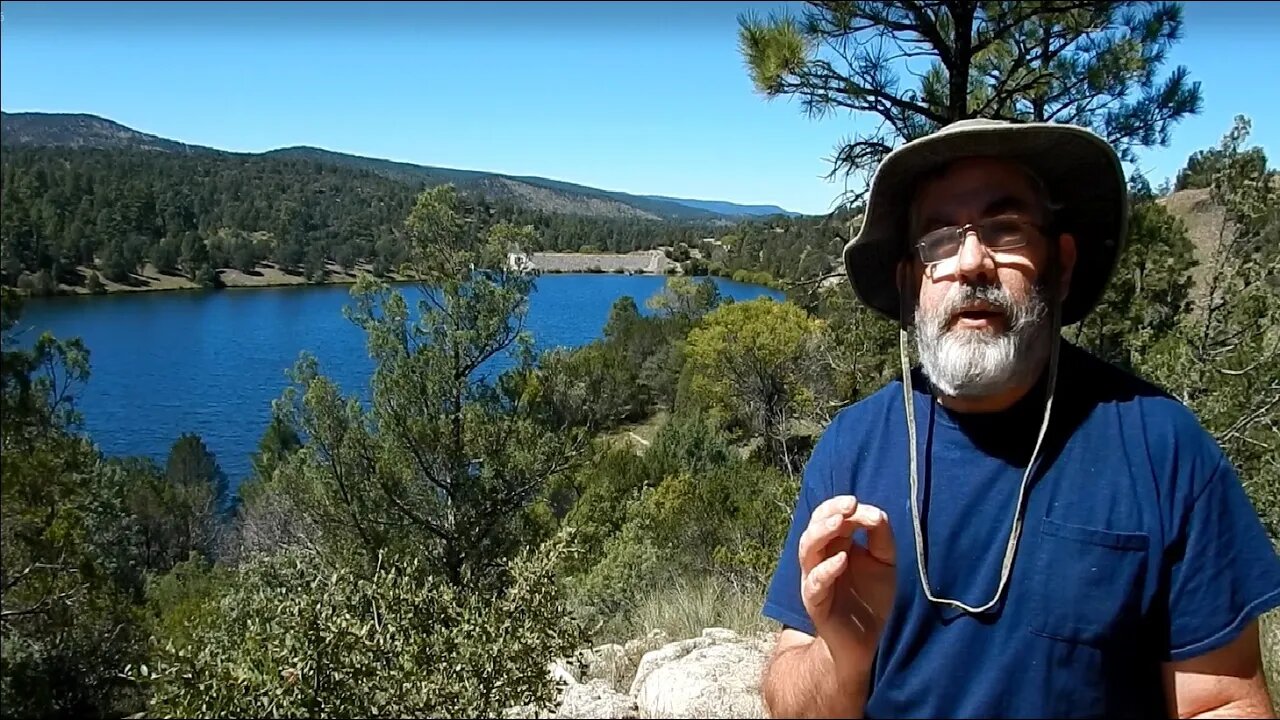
[760,118,1280,719]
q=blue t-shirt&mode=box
[763,341,1280,719]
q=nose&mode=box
[953,227,995,284]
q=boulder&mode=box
[700,627,740,643]
[629,637,711,697]
[558,678,639,719]
[510,627,774,720]
[630,628,773,719]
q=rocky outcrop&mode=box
[631,628,772,719]
[560,679,640,719]
[506,627,774,719]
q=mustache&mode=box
[936,284,1016,323]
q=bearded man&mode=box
[760,119,1280,719]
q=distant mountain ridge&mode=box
[0,111,801,221]
[0,111,212,154]
[642,195,799,218]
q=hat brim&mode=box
[843,122,1129,326]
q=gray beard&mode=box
[914,282,1051,399]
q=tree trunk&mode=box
[947,2,976,121]
[1033,15,1051,121]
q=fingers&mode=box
[801,549,847,616]
[799,496,895,574]
[851,504,895,565]
[798,496,860,573]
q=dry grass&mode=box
[586,572,774,695]
[615,573,773,646]
[89,263,202,293]
[592,649,643,696]
[49,260,427,296]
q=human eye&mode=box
[982,215,1031,247]
[918,226,960,262]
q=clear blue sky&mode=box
[1,1,1275,216]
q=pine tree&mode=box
[739,1,1202,202]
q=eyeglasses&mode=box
[914,215,1043,266]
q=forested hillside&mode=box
[0,145,840,295]
[1,111,800,223]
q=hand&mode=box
[798,495,897,671]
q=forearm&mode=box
[1178,688,1276,720]
[761,636,871,719]
[1182,698,1275,719]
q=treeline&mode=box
[0,146,841,295]
[0,147,417,287]
[692,211,849,285]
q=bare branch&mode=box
[1221,394,1280,446]
[899,0,954,70]
[801,62,947,124]
[787,271,847,290]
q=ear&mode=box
[1056,232,1077,302]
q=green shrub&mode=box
[533,344,650,431]
[139,540,583,718]
[2,298,150,717]
[563,410,797,642]
[142,555,233,653]
[565,519,665,640]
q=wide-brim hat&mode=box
[843,118,1129,326]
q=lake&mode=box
[17,274,784,484]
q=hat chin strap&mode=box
[896,267,1061,614]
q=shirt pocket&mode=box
[1028,517,1150,646]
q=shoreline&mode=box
[19,271,787,307]
[12,251,689,299]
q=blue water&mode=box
[17,275,782,483]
